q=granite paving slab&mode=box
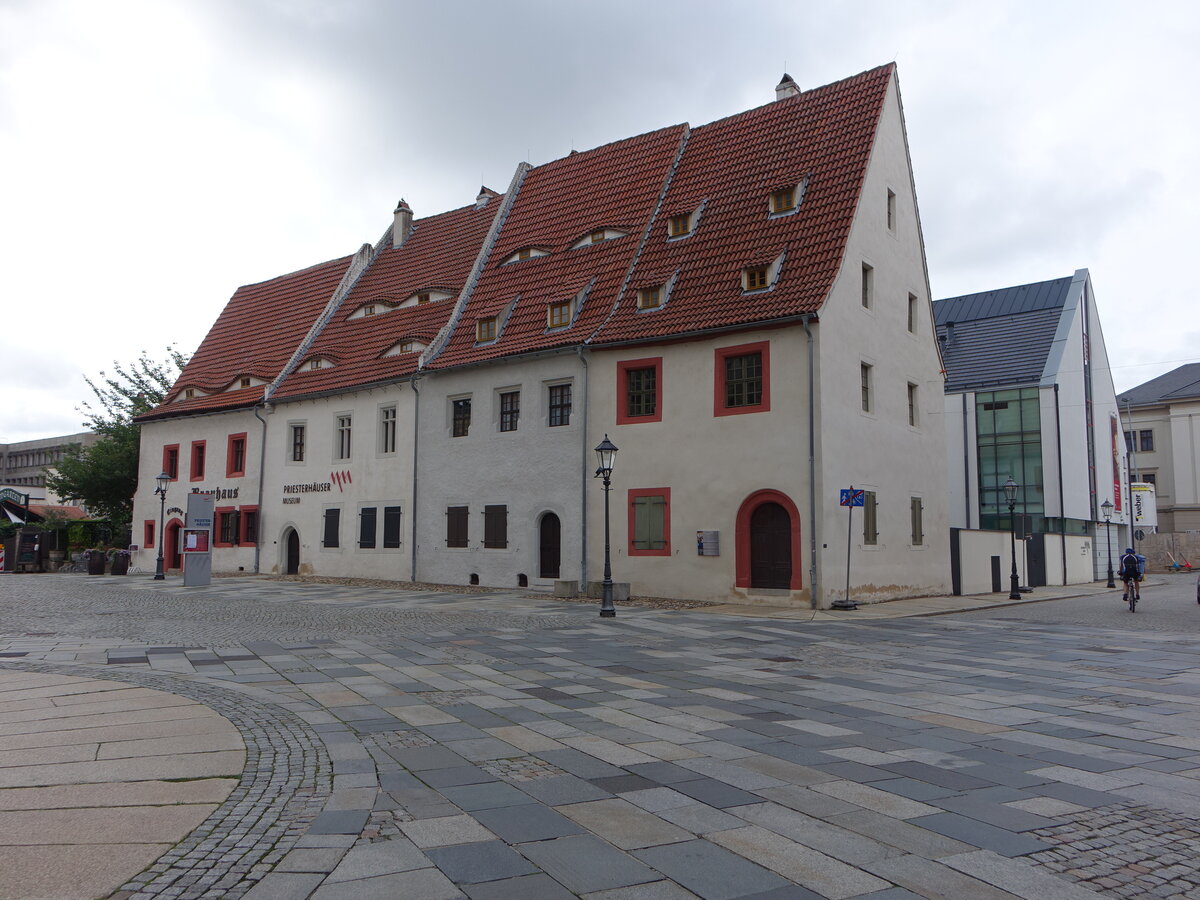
[633,838,796,900]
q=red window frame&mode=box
[616,357,663,425]
[239,505,259,546]
[163,444,180,480]
[214,506,237,548]
[627,487,671,557]
[714,341,771,417]
[226,432,248,478]
[190,440,207,482]
[143,520,155,549]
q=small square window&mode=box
[770,187,796,213]
[477,318,497,342]
[364,304,376,316]
[590,230,605,243]
[668,213,691,237]
[417,293,430,304]
[184,388,195,399]
[517,248,532,260]
[638,286,662,309]
[240,376,251,388]
[398,340,415,353]
[548,301,572,328]
[309,359,322,370]
[744,267,769,291]
[499,391,519,432]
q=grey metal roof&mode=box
[934,276,1075,394]
[1117,363,1200,406]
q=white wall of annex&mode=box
[808,72,950,604]
[259,386,415,579]
[415,354,586,590]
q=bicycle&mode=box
[1122,574,1140,613]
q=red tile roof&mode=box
[591,64,894,345]
[272,201,499,400]
[139,255,355,420]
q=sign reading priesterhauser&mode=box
[283,482,333,495]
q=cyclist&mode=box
[1119,547,1142,605]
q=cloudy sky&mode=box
[2,0,1196,442]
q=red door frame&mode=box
[735,489,803,590]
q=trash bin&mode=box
[110,553,130,575]
[86,550,105,575]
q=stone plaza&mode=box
[3,574,1200,899]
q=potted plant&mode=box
[108,548,131,576]
[85,548,106,575]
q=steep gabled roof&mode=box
[590,64,895,345]
[934,276,1074,393]
[1118,363,1200,406]
[272,201,498,399]
[139,255,354,421]
[429,125,687,369]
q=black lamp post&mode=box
[1101,498,1115,588]
[153,472,170,581]
[1004,475,1021,600]
[594,435,618,618]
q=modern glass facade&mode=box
[977,388,1044,531]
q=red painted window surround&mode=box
[163,444,180,480]
[189,440,207,482]
[627,487,671,557]
[714,341,771,417]
[226,432,248,478]
[734,489,803,590]
[143,520,155,549]
[214,506,236,548]
[239,505,259,546]
[616,357,664,425]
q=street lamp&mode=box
[1004,475,1020,600]
[154,472,170,581]
[594,435,618,618]
[1101,498,1115,588]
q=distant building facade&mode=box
[0,431,97,503]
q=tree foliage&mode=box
[45,348,189,532]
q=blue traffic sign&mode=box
[840,489,865,507]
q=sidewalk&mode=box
[696,579,1125,620]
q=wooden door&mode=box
[539,513,561,579]
[750,502,791,589]
[286,530,300,575]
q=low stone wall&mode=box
[1135,532,1200,571]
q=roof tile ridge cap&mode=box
[586,123,691,345]
[807,66,894,319]
[266,242,375,401]
[420,160,532,368]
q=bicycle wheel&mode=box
[1129,593,1137,613]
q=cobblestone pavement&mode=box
[3,574,1200,899]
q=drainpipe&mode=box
[252,403,271,574]
[409,374,422,583]
[1054,384,1067,584]
[802,316,819,609]
[577,345,589,591]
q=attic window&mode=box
[309,359,323,371]
[476,317,497,343]
[638,286,663,310]
[570,228,628,250]
[363,304,376,316]
[399,340,415,353]
[668,213,692,238]
[548,300,572,329]
[518,248,532,260]
[184,388,196,399]
[503,247,550,265]
[743,266,769,291]
[240,377,251,388]
[417,293,430,304]
[770,187,796,214]
[590,230,605,244]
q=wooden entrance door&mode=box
[165,520,182,572]
[539,513,561,579]
[750,502,792,589]
[286,530,300,575]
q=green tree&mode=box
[46,348,189,533]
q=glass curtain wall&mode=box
[977,388,1044,531]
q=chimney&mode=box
[775,73,800,101]
[474,186,499,209]
[392,199,413,249]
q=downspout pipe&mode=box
[409,374,422,582]
[252,402,270,574]
[577,345,589,590]
[802,315,819,609]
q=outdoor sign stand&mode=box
[183,492,214,588]
[833,487,862,610]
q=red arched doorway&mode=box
[164,518,183,573]
[735,490,802,590]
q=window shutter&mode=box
[359,507,377,549]
[323,508,340,548]
[383,507,402,548]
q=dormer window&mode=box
[184,388,196,399]
[743,266,769,291]
[503,247,550,265]
[668,214,692,238]
[417,293,430,304]
[569,228,628,250]
[590,230,605,244]
[382,338,427,357]
[240,377,251,388]
[638,286,663,310]
[548,301,572,329]
[476,318,497,343]
[770,187,796,214]
[399,340,415,352]
[309,359,323,371]
[363,304,376,316]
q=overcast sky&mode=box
[2,0,1196,443]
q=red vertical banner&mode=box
[1111,414,1122,511]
